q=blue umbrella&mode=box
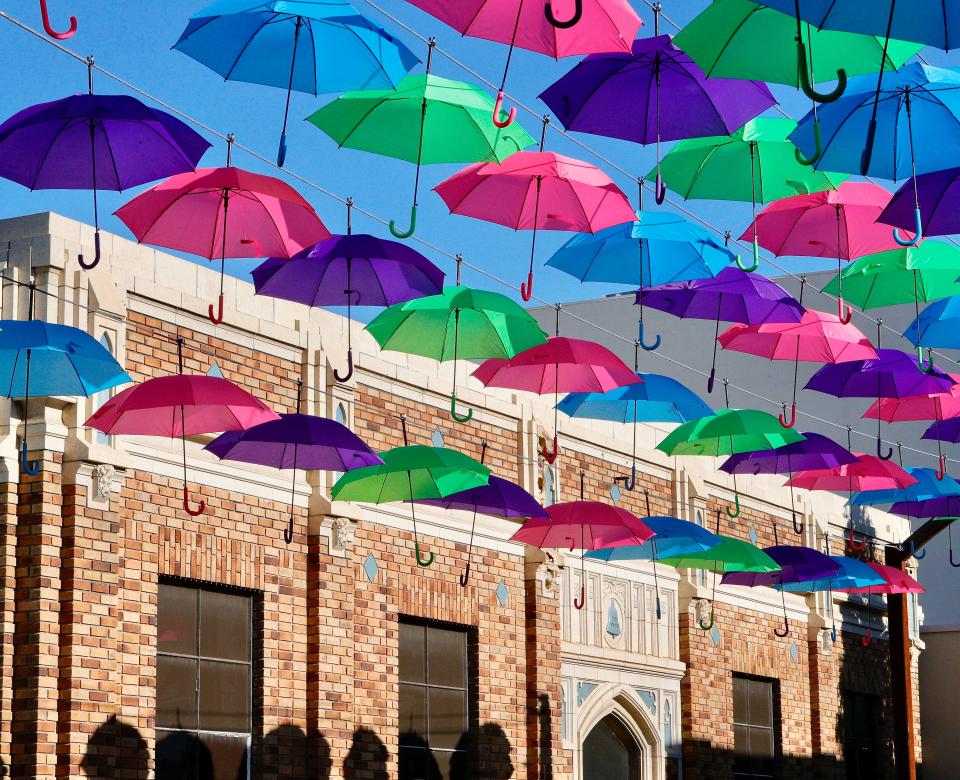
[904,295,960,349]
[174,0,419,166]
[0,307,131,474]
[777,555,887,592]
[850,466,960,506]
[558,369,713,489]
[585,516,720,561]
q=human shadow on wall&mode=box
[258,724,331,779]
[154,730,214,780]
[398,733,443,780]
[79,716,149,780]
[450,723,514,780]
[344,728,389,780]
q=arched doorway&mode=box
[582,714,642,780]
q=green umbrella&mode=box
[653,118,847,271]
[331,415,490,566]
[656,408,805,458]
[366,283,548,421]
[307,63,535,238]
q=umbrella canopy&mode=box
[721,545,840,587]
[864,377,960,422]
[413,475,548,519]
[805,349,956,400]
[923,417,960,444]
[850,467,960,506]
[547,211,734,287]
[719,310,877,363]
[472,337,641,395]
[904,296,960,350]
[658,535,781,573]
[510,502,654,550]
[656,409,805,457]
[675,0,921,87]
[585,516,720,561]
[889,495,960,518]
[839,563,924,595]
[777,555,887,592]
[881,167,960,238]
[557,373,713,424]
[721,432,858,475]
[787,454,918,492]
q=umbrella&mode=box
[739,182,902,323]
[641,267,804,393]
[787,453,918,492]
[309,70,536,237]
[173,0,419,166]
[366,281,548,421]
[434,147,636,299]
[405,0,641,128]
[654,117,847,272]
[0,288,131,473]
[657,409,805,458]
[0,60,210,270]
[539,19,775,200]
[412,441,547,585]
[923,417,960,446]
[888,494,960,519]
[86,336,279,517]
[850,467,960,506]
[472,329,641,462]
[718,308,878,428]
[904,296,960,351]
[836,558,925,645]
[115,140,329,325]
[206,385,382,542]
[881,166,960,238]
[510,470,653,609]
[863,374,960,423]
[253,202,445,381]
[331,415,490,565]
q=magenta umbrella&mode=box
[740,182,901,323]
[115,140,329,325]
[434,148,635,299]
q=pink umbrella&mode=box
[435,149,635,299]
[864,375,960,422]
[787,454,918,492]
[740,182,902,323]
[116,143,329,324]
[87,337,279,516]
[406,0,640,126]
[719,308,878,428]
[836,561,923,646]
[472,334,641,461]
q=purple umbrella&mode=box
[252,204,445,382]
[879,166,960,238]
[889,495,960,519]
[923,417,960,445]
[539,26,775,204]
[640,266,804,393]
[722,544,840,638]
[206,409,382,543]
[0,63,210,270]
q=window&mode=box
[582,714,641,780]
[843,691,883,780]
[398,620,470,779]
[156,581,254,780]
[93,333,113,445]
[733,675,778,780]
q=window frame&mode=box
[732,674,779,780]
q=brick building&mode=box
[0,213,922,779]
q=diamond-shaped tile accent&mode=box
[496,580,509,606]
[431,428,445,448]
[206,361,224,379]
[609,484,622,504]
[790,643,799,663]
[577,681,598,706]
[637,689,657,716]
[710,626,721,647]
[362,553,379,583]
[748,528,758,545]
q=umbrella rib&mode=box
[221,14,276,83]
[335,96,391,150]
[28,114,80,191]
[98,116,124,192]
[708,10,763,82]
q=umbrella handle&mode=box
[936,455,947,481]
[735,239,759,272]
[774,616,790,638]
[614,464,637,492]
[860,118,878,176]
[520,271,534,301]
[654,173,667,205]
[492,91,517,129]
[389,205,417,239]
[861,626,872,647]
[918,346,936,374]
[78,230,101,270]
[208,294,224,325]
[837,296,852,325]
[573,584,585,610]
[796,41,846,103]
[892,207,923,247]
[20,441,40,476]
[831,625,837,643]
[876,436,893,461]
[450,391,474,423]
[847,527,867,552]
[545,0,582,29]
[277,132,288,168]
[794,120,823,167]
[707,368,716,395]
[415,541,435,568]
[905,540,926,560]
[697,607,715,632]
[459,562,472,587]
[182,485,206,516]
[333,349,355,383]
[540,434,558,464]
[725,493,741,519]
[39,0,77,39]
[778,402,797,429]
[792,512,804,535]
[950,536,960,567]
[284,515,294,545]
[638,322,661,352]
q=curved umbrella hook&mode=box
[796,41,846,103]
[545,0,582,29]
[283,516,294,545]
[949,524,960,568]
[333,349,354,384]
[493,91,517,128]
[707,368,716,395]
[39,0,77,39]
[638,322,661,352]
[389,205,417,239]
[615,463,637,492]
[697,607,716,632]
[876,436,893,461]
[905,540,926,560]
[654,173,667,206]
[78,231,101,270]
[573,584,586,610]
[918,347,936,374]
[520,271,534,302]
[861,627,872,647]
[20,441,40,476]
[794,120,823,167]
[415,541,435,568]
[792,512,804,535]
[847,527,867,551]
[459,563,472,588]
[774,615,790,638]
[450,391,474,423]
[726,493,741,519]
[778,402,797,430]
[936,454,947,481]
[208,293,224,326]
[182,485,206,517]
[540,435,559,464]
[837,296,852,325]
[893,207,923,248]
[735,239,760,272]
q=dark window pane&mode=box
[399,623,425,684]
[434,749,455,780]
[749,728,774,758]
[156,729,208,780]
[158,584,198,656]
[748,681,772,728]
[399,683,427,745]
[733,677,748,724]
[427,628,465,688]
[200,590,250,662]
[429,688,467,751]
[157,656,198,730]
[199,660,250,733]
[734,725,749,756]
[201,731,249,780]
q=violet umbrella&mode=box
[252,201,445,382]
[206,381,382,543]
[540,9,775,202]
[405,0,641,128]
[718,306,878,429]
[880,166,960,239]
[115,137,329,325]
[640,266,805,394]
[0,58,210,270]
[434,139,636,300]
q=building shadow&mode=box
[344,728,388,780]
[79,716,149,779]
[538,693,553,780]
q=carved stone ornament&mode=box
[332,516,356,549]
[538,551,559,598]
[94,464,115,499]
[694,598,712,626]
